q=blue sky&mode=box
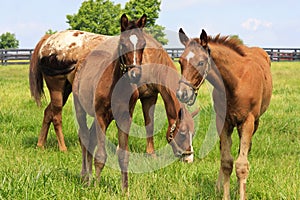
[1,0,299,48]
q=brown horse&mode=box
[176,29,272,199]
[29,30,110,151]
[73,15,196,191]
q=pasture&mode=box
[0,63,299,199]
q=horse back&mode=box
[242,46,272,116]
[38,30,109,77]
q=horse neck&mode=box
[207,44,242,95]
[141,49,180,124]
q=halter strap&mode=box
[179,49,211,95]
[168,121,177,142]
[118,46,129,74]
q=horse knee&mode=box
[235,158,249,180]
[52,115,62,128]
[221,157,234,176]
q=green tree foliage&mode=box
[66,0,168,45]
[230,35,244,45]
[0,32,19,49]
[45,29,57,35]
[66,0,122,35]
[124,0,168,45]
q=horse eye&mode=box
[120,43,127,50]
[140,40,146,48]
[198,61,205,67]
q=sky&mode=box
[1,0,299,48]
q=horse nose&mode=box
[176,89,187,102]
[175,150,183,157]
[129,66,141,83]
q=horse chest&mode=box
[138,84,155,97]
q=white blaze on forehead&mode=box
[129,34,138,65]
[186,51,195,63]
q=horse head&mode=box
[176,28,211,106]
[167,107,199,163]
[119,13,147,83]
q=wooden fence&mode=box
[0,49,33,65]
[165,47,300,61]
[1,48,300,65]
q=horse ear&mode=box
[121,14,129,32]
[137,14,147,28]
[179,28,189,47]
[200,29,208,47]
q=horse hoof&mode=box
[146,152,157,159]
[36,144,45,150]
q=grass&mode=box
[0,62,299,199]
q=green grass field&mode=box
[0,62,299,199]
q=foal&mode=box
[73,15,196,191]
[29,30,109,151]
[177,29,272,199]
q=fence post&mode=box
[0,50,3,65]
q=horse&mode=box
[72,14,196,192]
[176,28,272,200]
[29,30,110,151]
[29,19,183,156]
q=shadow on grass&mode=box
[22,132,79,151]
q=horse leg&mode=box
[236,114,255,200]
[37,103,52,149]
[73,94,91,183]
[115,106,135,193]
[37,78,72,150]
[140,96,158,157]
[216,116,234,200]
[43,76,68,151]
[117,127,130,193]
[49,90,67,151]
[93,116,108,187]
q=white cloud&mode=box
[242,18,272,31]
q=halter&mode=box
[118,46,130,74]
[179,48,211,95]
[167,120,194,157]
[168,121,177,142]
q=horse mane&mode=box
[189,34,246,57]
[208,34,246,56]
[143,32,176,69]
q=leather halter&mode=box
[118,46,130,74]
[179,49,211,95]
[168,121,177,142]
[167,120,194,157]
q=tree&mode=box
[230,35,244,45]
[123,0,168,45]
[66,0,168,45]
[0,32,19,49]
[66,0,122,35]
[45,29,57,35]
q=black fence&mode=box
[0,49,33,65]
[1,48,300,65]
[165,47,300,61]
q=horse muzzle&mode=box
[176,87,197,106]
[127,65,142,84]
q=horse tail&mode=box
[29,34,50,106]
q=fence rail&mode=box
[1,48,300,65]
[0,49,33,65]
[165,47,300,62]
